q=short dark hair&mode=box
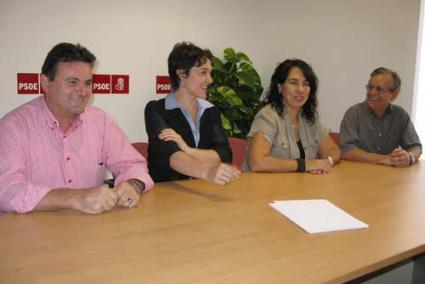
[370,67,401,93]
[41,42,96,81]
[167,42,213,91]
[263,59,319,124]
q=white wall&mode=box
[413,0,425,145]
[0,0,420,142]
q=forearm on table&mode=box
[249,154,298,172]
[0,182,53,213]
[170,151,218,180]
[183,147,221,164]
[342,147,389,165]
[33,188,79,212]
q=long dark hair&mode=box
[263,59,318,124]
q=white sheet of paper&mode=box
[270,199,369,233]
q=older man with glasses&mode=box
[339,67,422,167]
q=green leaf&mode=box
[232,123,242,134]
[223,48,238,63]
[239,62,262,87]
[207,47,263,139]
[239,105,253,116]
[236,52,251,64]
[211,56,225,73]
[216,86,243,107]
[221,114,232,130]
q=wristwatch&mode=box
[128,179,145,195]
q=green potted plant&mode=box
[207,48,263,139]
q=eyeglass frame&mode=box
[365,84,395,94]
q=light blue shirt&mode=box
[165,93,214,146]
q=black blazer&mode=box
[144,98,232,182]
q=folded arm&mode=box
[248,132,332,174]
[342,147,391,165]
[170,151,240,185]
[145,101,237,184]
[159,128,221,164]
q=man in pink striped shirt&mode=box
[0,42,153,214]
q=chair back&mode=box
[228,137,248,169]
[132,142,149,159]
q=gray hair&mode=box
[370,67,401,93]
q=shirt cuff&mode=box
[115,171,154,192]
[9,184,53,213]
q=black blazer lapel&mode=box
[163,107,196,148]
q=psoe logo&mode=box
[92,74,111,94]
[17,73,130,95]
[156,76,171,94]
[17,73,40,95]
[111,75,129,94]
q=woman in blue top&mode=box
[145,42,240,184]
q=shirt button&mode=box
[66,157,70,161]
[68,179,72,183]
[378,133,382,137]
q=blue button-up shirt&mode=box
[165,93,214,146]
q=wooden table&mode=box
[2,161,425,284]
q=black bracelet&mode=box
[296,159,306,172]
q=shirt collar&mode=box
[165,93,213,111]
[364,101,394,119]
[40,96,83,130]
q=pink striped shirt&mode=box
[0,96,153,213]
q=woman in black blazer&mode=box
[144,42,240,184]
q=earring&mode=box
[278,85,282,94]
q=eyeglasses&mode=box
[365,84,394,94]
